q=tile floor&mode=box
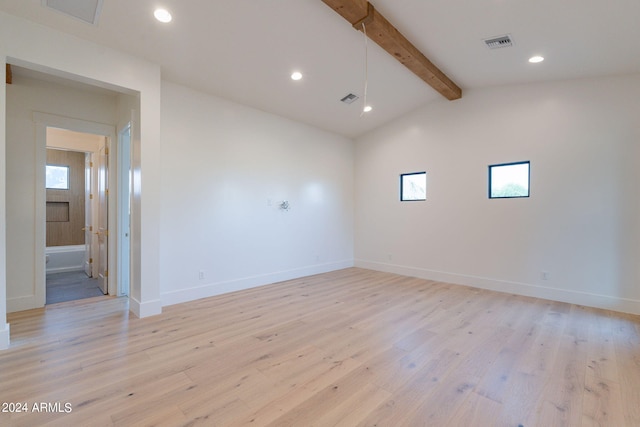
[46,270,105,304]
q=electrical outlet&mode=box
[541,271,550,280]
[199,270,205,280]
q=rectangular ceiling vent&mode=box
[483,34,513,49]
[42,0,104,25]
[340,93,359,104]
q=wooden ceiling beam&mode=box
[321,0,462,100]
[6,64,12,85]
[321,0,369,26]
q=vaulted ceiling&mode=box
[2,0,639,137]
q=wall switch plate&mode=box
[199,270,205,280]
[541,271,550,280]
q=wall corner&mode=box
[0,323,10,350]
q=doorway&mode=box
[32,112,122,308]
[45,129,110,304]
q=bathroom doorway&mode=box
[45,128,109,304]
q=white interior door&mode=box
[84,153,93,277]
[96,141,109,294]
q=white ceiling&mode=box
[2,0,639,138]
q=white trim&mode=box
[129,296,162,319]
[46,266,84,274]
[7,295,39,313]
[34,112,114,137]
[34,120,47,308]
[161,260,354,307]
[355,260,640,315]
[116,122,132,297]
[1,56,8,348]
[0,323,9,350]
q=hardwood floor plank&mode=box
[228,357,362,425]
[315,381,391,427]
[355,348,462,426]
[123,405,189,427]
[611,313,640,426]
[487,300,567,426]
[262,364,380,427]
[533,306,591,426]
[585,309,620,383]
[581,371,626,427]
[2,267,639,426]
[446,392,504,427]
[405,325,515,426]
[493,370,548,427]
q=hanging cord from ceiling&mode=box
[360,21,369,117]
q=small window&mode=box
[400,172,426,201]
[489,161,530,199]
[46,165,70,190]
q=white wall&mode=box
[355,74,640,314]
[5,75,117,312]
[159,82,354,305]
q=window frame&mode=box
[45,164,71,190]
[400,171,427,202]
[488,160,530,199]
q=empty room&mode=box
[1,1,639,426]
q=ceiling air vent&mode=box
[483,34,513,50]
[42,0,104,25]
[340,93,359,104]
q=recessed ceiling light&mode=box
[528,55,544,63]
[363,105,373,113]
[291,71,303,81]
[154,8,172,23]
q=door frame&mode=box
[117,122,132,297]
[35,113,119,304]
[45,146,98,279]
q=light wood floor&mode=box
[2,268,639,426]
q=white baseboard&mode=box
[161,260,354,307]
[7,295,44,313]
[355,259,640,315]
[46,266,84,274]
[0,323,10,350]
[129,296,162,318]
